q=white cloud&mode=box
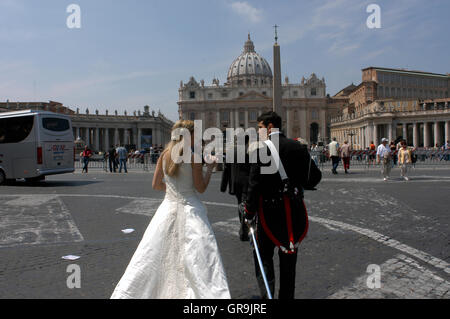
[230,1,263,23]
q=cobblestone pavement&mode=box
[0,167,449,299]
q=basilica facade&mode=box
[177,35,345,143]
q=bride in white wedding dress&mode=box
[111,120,231,299]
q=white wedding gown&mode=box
[111,162,231,299]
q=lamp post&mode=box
[346,129,356,148]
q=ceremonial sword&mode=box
[248,224,273,300]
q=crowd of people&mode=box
[308,138,450,181]
[80,144,164,174]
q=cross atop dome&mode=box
[244,33,255,53]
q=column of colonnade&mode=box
[73,126,145,151]
[445,120,450,144]
[390,120,448,148]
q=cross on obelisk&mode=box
[272,24,282,120]
[273,24,279,43]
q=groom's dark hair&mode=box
[257,111,282,130]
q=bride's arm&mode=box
[192,155,216,194]
[152,152,166,191]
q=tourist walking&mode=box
[390,141,397,167]
[81,146,93,174]
[329,137,340,174]
[108,145,117,173]
[340,141,351,174]
[116,145,129,173]
[377,138,392,181]
[368,141,376,166]
[398,141,412,181]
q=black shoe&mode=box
[239,224,250,242]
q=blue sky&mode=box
[0,0,449,121]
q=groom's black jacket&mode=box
[245,133,322,248]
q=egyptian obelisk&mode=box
[272,25,283,121]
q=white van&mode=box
[0,110,75,184]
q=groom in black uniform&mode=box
[243,111,322,299]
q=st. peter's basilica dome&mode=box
[227,34,273,87]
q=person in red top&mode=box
[368,141,376,166]
[340,141,351,174]
[82,146,93,173]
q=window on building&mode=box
[189,112,195,121]
[239,92,244,97]
[246,79,251,86]
[221,111,229,122]
[293,91,298,97]
[208,93,213,99]
[189,91,196,99]
[262,91,267,96]
[221,92,228,98]
[249,111,257,121]
[311,88,317,96]
[239,112,245,124]
[311,110,319,120]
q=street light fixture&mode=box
[346,129,356,148]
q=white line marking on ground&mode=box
[309,216,450,274]
[0,195,84,248]
[115,199,162,216]
[321,176,450,183]
[1,194,448,275]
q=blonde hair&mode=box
[163,120,195,177]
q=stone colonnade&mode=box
[72,121,171,152]
[333,119,450,149]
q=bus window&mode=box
[0,116,34,144]
[42,118,70,132]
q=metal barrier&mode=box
[310,149,450,169]
[75,149,450,173]
[75,153,157,172]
